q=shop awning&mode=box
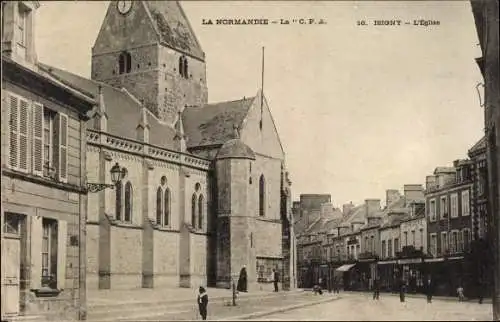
[335,264,356,272]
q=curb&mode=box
[218,295,340,321]
[344,291,493,304]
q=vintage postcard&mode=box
[1,0,498,321]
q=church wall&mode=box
[184,169,209,228]
[190,233,208,287]
[153,230,179,288]
[86,147,100,222]
[251,156,282,222]
[254,220,282,258]
[110,225,143,289]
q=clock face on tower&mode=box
[117,0,132,14]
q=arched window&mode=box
[178,56,184,77]
[124,181,133,222]
[191,193,197,227]
[119,51,131,74]
[164,188,170,226]
[156,187,163,225]
[198,194,204,229]
[115,182,123,221]
[259,175,266,217]
[183,57,188,78]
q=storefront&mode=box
[334,263,356,291]
[355,259,376,291]
[377,260,398,292]
[398,258,425,293]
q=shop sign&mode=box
[398,258,422,264]
[378,260,397,265]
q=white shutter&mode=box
[57,220,67,290]
[57,113,68,183]
[32,103,44,176]
[8,94,19,169]
[30,216,43,290]
[18,98,30,172]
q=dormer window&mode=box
[118,51,132,74]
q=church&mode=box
[41,0,296,291]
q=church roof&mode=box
[216,139,255,160]
[144,1,205,60]
[38,63,177,149]
[183,97,255,148]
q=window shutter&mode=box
[30,216,43,290]
[18,98,30,172]
[58,113,68,182]
[8,94,19,169]
[32,103,44,176]
[57,220,67,290]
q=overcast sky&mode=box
[35,1,483,207]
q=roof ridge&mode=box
[205,96,256,106]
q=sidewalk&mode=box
[343,290,493,304]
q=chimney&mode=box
[342,202,354,216]
[365,199,381,217]
[403,184,424,203]
[320,203,333,219]
[425,175,437,190]
[385,190,400,207]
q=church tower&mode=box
[91,1,208,126]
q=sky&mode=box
[34,1,484,207]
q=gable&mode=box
[144,1,204,60]
[239,90,285,160]
[92,1,160,55]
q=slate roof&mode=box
[144,1,205,60]
[468,136,486,156]
[216,139,255,160]
[38,63,177,149]
[183,97,255,148]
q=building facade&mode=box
[1,1,95,320]
[470,1,500,318]
[425,161,473,296]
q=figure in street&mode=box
[457,285,465,302]
[399,279,406,303]
[425,275,434,303]
[237,265,248,293]
[372,277,380,300]
[197,286,208,320]
[273,268,280,292]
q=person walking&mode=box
[425,275,434,304]
[237,265,248,293]
[399,278,406,303]
[273,268,280,292]
[457,285,465,302]
[197,286,208,320]
[373,277,380,300]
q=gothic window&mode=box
[115,182,122,221]
[124,181,132,222]
[259,175,266,217]
[164,188,170,226]
[156,187,162,225]
[183,58,188,78]
[198,194,204,229]
[119,51,132,74]
[178,57,184,77]
[191,193,197,227]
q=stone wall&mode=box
[153,230,179,288]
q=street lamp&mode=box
[86,162,122,193]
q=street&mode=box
[249,292,493,321]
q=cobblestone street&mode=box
[250,292,493,321]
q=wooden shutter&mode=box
[57,220,67,290]
[32,103,44,176]
[8,94,19,169]
[30,216,43,290]
[18,98,30,172]
[58,113,68,182]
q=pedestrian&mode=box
[373,277,380,300]
[425,275,434,304]
[197,286,208,320]
[399,279,406,303]
[457,285,465,302]
[237,265,248,293]
[478,279,484,304]
[273,268,280,292]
